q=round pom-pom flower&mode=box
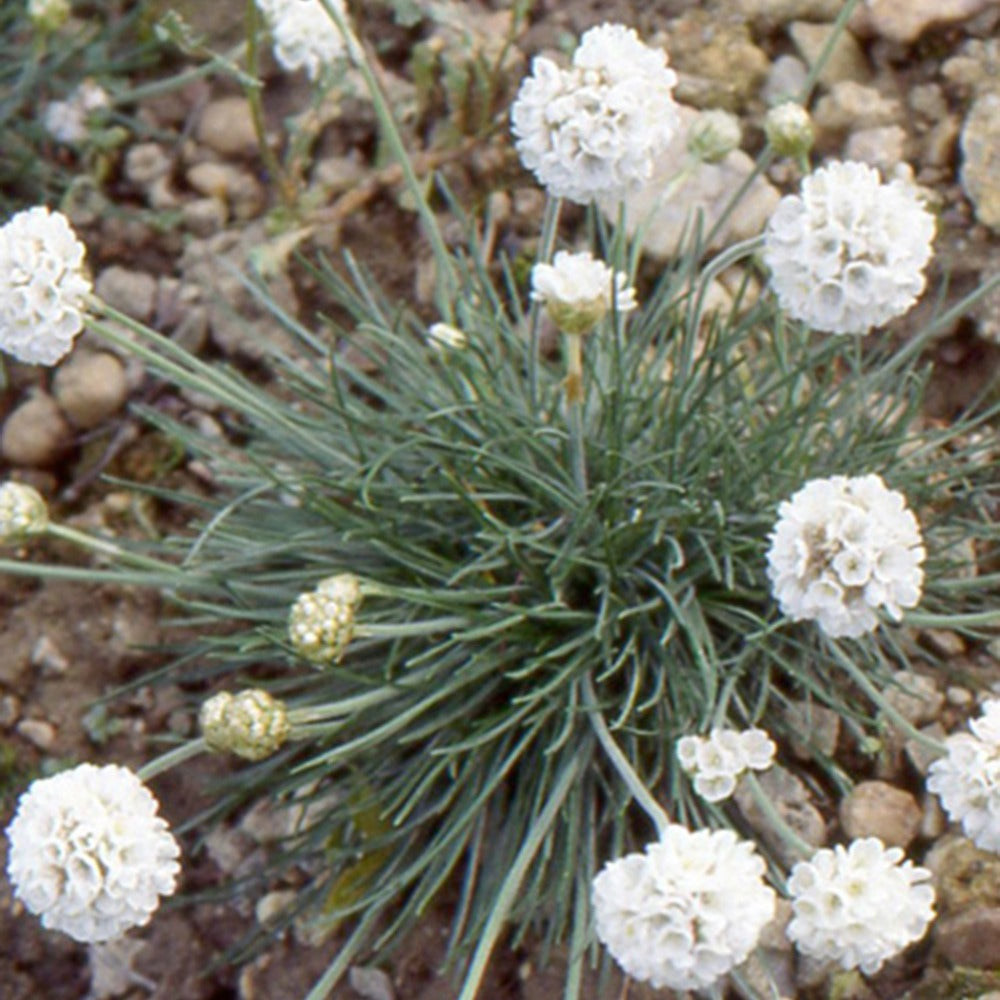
[200,689,290,761]
[592,825,776,991]
[0,481,49,541]
[763,161,934,335]
[0,206,92,365]
[531,250,637,336]
[254,0,350,81]
[764,101,814,159]
[288,572,363,665]
[5,763,181,943]
[510,23,680,205]
[676,727,776,802]
[787,838,935,973]
[927,698,1000,851]
[766,473,925,638]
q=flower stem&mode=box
[741,772,814,862]
[581,674,669,837]
[47,523,182,576]
[138,738,206,781]
[564,335,588,495]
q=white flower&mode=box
[255,0,350,80]
[592,825,776,991]
[676,728,777,802]
[5,764,181,943]
[288,573,362,664]
[763,160,935,335]
[530,250,636,335]
[787,838,935,974]
[0,481,49,540]
[426,322,468,351]
[510,23,680,205]
[927,699,1000,851]
[766,474,925,638]
[28,0,70,31]
[200,689,290,761]
[764,101,814,159]
[0,206,92,365]
[44,80,110,144]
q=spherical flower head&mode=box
[28,0,70,32]
[927,699,1000,851]
[44,80,110,144]
[592,825,776,991]
[531,250,637,335]
[787,838,935,973]
[766,473,925,638]
[763,161,935,335]
[676,727,776,802]
[5,763,181,943]
[510,23,680,205]
[426,322,468,351]
[288,572,362,665]
[0,481,49,541]
[254,0,350,81]
[687,110,742,164]
[200,689,290,761]
[0,206,92,365]
[764,101,815,159]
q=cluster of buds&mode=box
[288,573,363,665]
[200,689,290,761]
[0,482,49,542]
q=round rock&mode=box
[839,780,922,847]
[961,92,1000,233]
[53,352,128,428]
[196,97,258,157]
[1,392,71,466]
[936,908,1000,968]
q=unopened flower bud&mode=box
[288,573,362,665]
[0,482,49,541]
[28,0,70,32]
[687,110,741,164]
[764,102,814,159]
[200,689,290,761]
[426,322,467,351]
[531,251,637,337]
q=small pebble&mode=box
[53,352,128,429]
[16,717,57,751]
[0,694,22,729]
[839,780,922,848]
[31,635,69,676]
[95,266,158,322]
[124,142,172,187]
[196,97,259,157]
[1,392,71,466]
[348,966,395,1000]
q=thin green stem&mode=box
[581,674,669,837]
[138,738,206,781]
[47,523,182,576]
[741,772,814,862]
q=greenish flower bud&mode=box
[28,0,70,32]
[764,102,815,159]
[426,323,468,351]
[200,689,290,761]
[0,482,49,541]
[288,573,363,665]
[687,110,741,164]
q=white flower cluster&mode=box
[200,688,290,761]
[0,206,92,365]
[255,0,350,80]
[531,250,636,335]
[763,160,935,335]
[510,23,681,205]
[43,80,110,145]
[5,764,181,943]
[766,474,925,638]
[787,838,935,974]
[676,727,776,802]
[592,825,776,992]
[0,481,49,540]
[288,572,362,664]
[927,698,1000,851]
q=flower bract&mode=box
[787,838,935,973]
[592,825,776,991]
[510,23,680,205]
[5,763,181,943]
[763,160,934,335]
[766,473,925,638]
[0,206,92,365]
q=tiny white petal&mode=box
[255,0,351,80]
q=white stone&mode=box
[53,352,128,429]
[1,392,71,467]
[853,0,999,44]
[960,92,1000,233]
